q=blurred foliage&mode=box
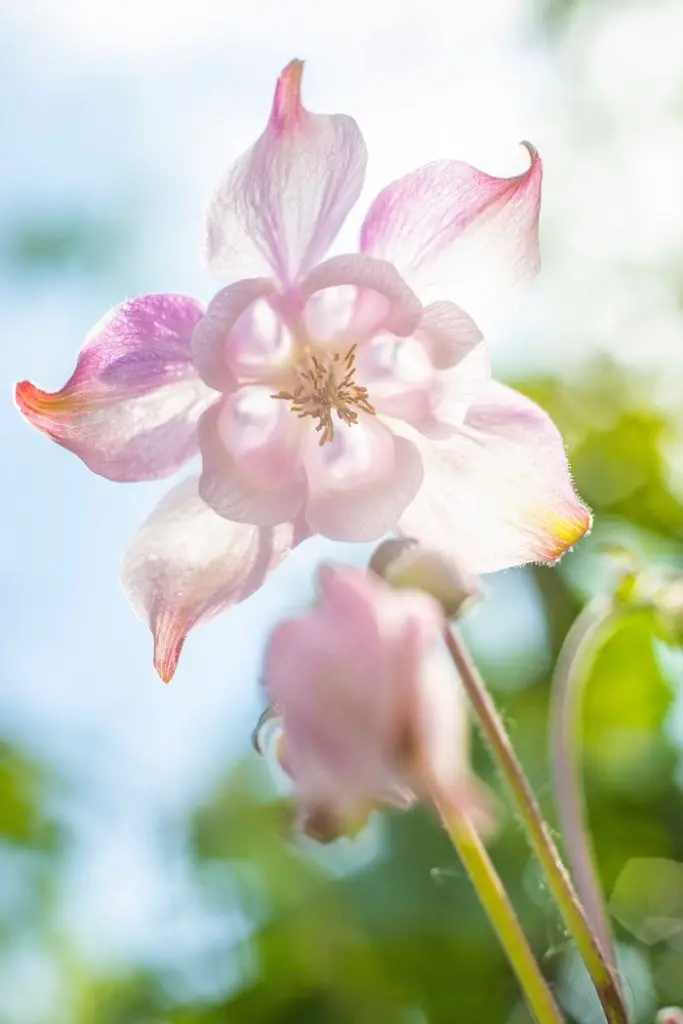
[4,358,679,1022]
[140,361,683,1024]
[0,741,62,959]
[0,214,126,277]
[0,742,59,850]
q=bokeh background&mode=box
[2,0,683,1020]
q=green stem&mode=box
[445,627,628,1024]
[549,598,623,989]
[431,786,564,1024]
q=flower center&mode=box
[272,345,375,446]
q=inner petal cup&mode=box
[303,416,424,541]
[198,400,307,526]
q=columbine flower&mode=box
[15,60,590,681]
[262,564,493,842]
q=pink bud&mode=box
[262,564,493,841]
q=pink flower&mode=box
[263,564,492,841]
[15,60,590,680]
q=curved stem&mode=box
[550,597,622,987]
[445,627,628,1024]
[431,785,564,1024]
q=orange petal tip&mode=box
[15,380,69,437]
[538,504,593,563]
[152,609,188,683]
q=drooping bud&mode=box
[260,564,491,844]
[370,537,482,618]
[252,702,408,843]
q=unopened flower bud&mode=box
[656,1008,683,1024]
[368,537,418,578]
[370,538,482,618]
[254,705,410,844]
[261,564,492,844]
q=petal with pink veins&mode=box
[360,144,542,337]
[206,60,367,287]
[298,253,422,341]
[303,415,423,541]
[198,392,306,525]
[15,294,213,482]
[192,278,279,391]
[422,341,491,435]
[121,476,297,682]
[416,301,484,370]
[398,382,591,572]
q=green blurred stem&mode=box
[444,627,628,1024]
[550,598,623,990]
[431,786,564,1024]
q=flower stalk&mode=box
[549,597,622,985]
[444,627,628,1024]
[430,784,564,1024]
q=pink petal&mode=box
[198,392,306,525]
[192,278,278,391]
[355,334,438,428]
[417,301,484,370]
[205,60,367,287]
[265,566,443,812]
[360,143,542,337]
[303,284,357,341]
[398,382,591,573]
[298,253,422,340]
[15,294,212,482]
[404,645,495,834]
[268,610,395,811]
[121,476,295,682]
[303,415,423,541]
[356,323,488,439]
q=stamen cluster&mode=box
[273,345,375,445]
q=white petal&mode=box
[398,381,591,573]
[417,301,484,370]
[121,476,295,681]
[205,61,367,286]
[361,145,542,337]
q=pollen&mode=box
[272,344,375,445]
